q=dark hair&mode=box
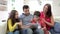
[44,4,52,18]
[7,10,20,31]
[8,10,20,26]
[23,5,29,10]
[34,11,40,17]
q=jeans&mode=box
[21,28,44,34]
[8,28,44,34]
[21,28,33,34]
[33,28,44,34]
[50,28,60,34]
[49,22,60,34]
[8,31,19,34]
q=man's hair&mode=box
[23,5,29,10]
[34,11,40,17]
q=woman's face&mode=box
[43,5,48,14]
[15,12,18,19]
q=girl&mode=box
[7,10,22,34]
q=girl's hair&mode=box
[44,4,52,18]
[8,10,20,26]
[34,11,40,17]
[7,10,20,31]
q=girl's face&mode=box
[43,5,48,14]
[33,15,39,21]
[15,12,18,19]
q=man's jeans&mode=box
[21,28,44,34]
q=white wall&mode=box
[0,0,60,21]
[27,0,52,15]
[0,0,24,21]
[24,0,60,18]
[7,0,24,15]
[53,0,60,18]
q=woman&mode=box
[7,10,22,34]
[40,4,54,34]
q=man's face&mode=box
[23,8,30,14]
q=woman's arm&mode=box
[8,19,18,32]
[42,27,49,34]
[43,16,54,27]
[18,21,24,28]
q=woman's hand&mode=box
[42,19,50,25]
[42,16,54,27]
[42,27,47,30]
[42,19,47,23]
[42,27,49,34]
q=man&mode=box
[20,5,33,25]
[20,5,44,34]
[20,5,33,34]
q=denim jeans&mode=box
[49,22,60,34]
[8,28,33,34]
[21,28,33,34]
[21,28,44,34]
[8,31,19,34]
[33,28,44,34]
[50,28,60,34]
[8,28,44,34]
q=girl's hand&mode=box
[18,22,23,26]
[17,22,23,28]
[16,22,22,26]
[16,23,20,25]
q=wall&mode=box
[0,0,60,21]
[0,0,24,21]
[24,0,60,18]
[27,0,52,15]
[53,0,60,18]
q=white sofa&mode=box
[54,17,60,22]
[0,21,7,34]
[0,17,60,34]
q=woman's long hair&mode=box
[7,10,20,31]
[9,10,20,25]
[44,4,52,18]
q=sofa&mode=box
[0,17,60,34]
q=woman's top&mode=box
[40,12,51,30]
[7,19,20,32]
